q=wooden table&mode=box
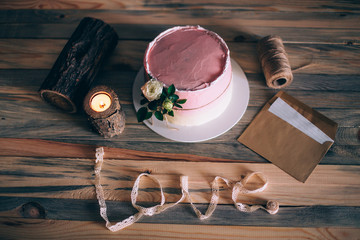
[1,1,359,239]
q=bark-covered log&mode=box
[39,17,118,113]
[83,85,125,138]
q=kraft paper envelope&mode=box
[238,91,338,182]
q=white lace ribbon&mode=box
[94,147,279,232]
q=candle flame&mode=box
[99,101,106,109]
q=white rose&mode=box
[141,79,163,102]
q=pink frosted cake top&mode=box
[145,26,229,91]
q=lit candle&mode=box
[90,92,112,112]
[83,85,125,138]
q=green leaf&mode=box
[168,110,174,117]
[154,111,164,121]
[160,95,166,102]
[162,88,167,95]
[148,100,158,111]
[136,107,148,122]
[160,90,167,101]
[167,84,175,95]
[177,99,187,104]
[174,103,183,108]
[145,112,153,120]
[162,109,168,114]
[140,98,149,105]
[168,94,179,102]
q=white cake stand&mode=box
[132,59,250,142]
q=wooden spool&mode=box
[83,85,125,138]
[39,17,118,113]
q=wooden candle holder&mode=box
[83,85,125,138]
[39,17,118,113]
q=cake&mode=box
[143,25,232,126]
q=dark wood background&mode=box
[0,1,359,239]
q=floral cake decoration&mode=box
[136,76,187,122]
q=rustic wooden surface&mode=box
[0,1,359,239]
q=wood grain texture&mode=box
[0,137,359,166]
[0,1,359,238]
[0,143,359,206]
[2,22,359,46]
[1,39,359,75]
[0,9,358,30]
[0,196,360,228]
[1,218,359,240]
[1,0,360,11]
[0,9,359,44]
[0,138,249,162]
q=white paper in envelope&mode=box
[268,98,334,144]
[238,91,338,182]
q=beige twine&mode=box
[257,35,293,89]
[94,147,279,232]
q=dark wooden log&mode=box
[39,17,118,113]
[83,85,125,138]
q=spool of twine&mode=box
[257,35,293,89]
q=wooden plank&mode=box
[0,8,358,44]
[0,196,360,228]
[0,137,359,166]
[1,23,359,45]
[0,0,360,11]
[0,151,359,206]
[0,9,359,44]
[0,138,249,162]
[0,0,359,11]
[0,39,359,75]
[0,9,359,29]
[1,218,359,240]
